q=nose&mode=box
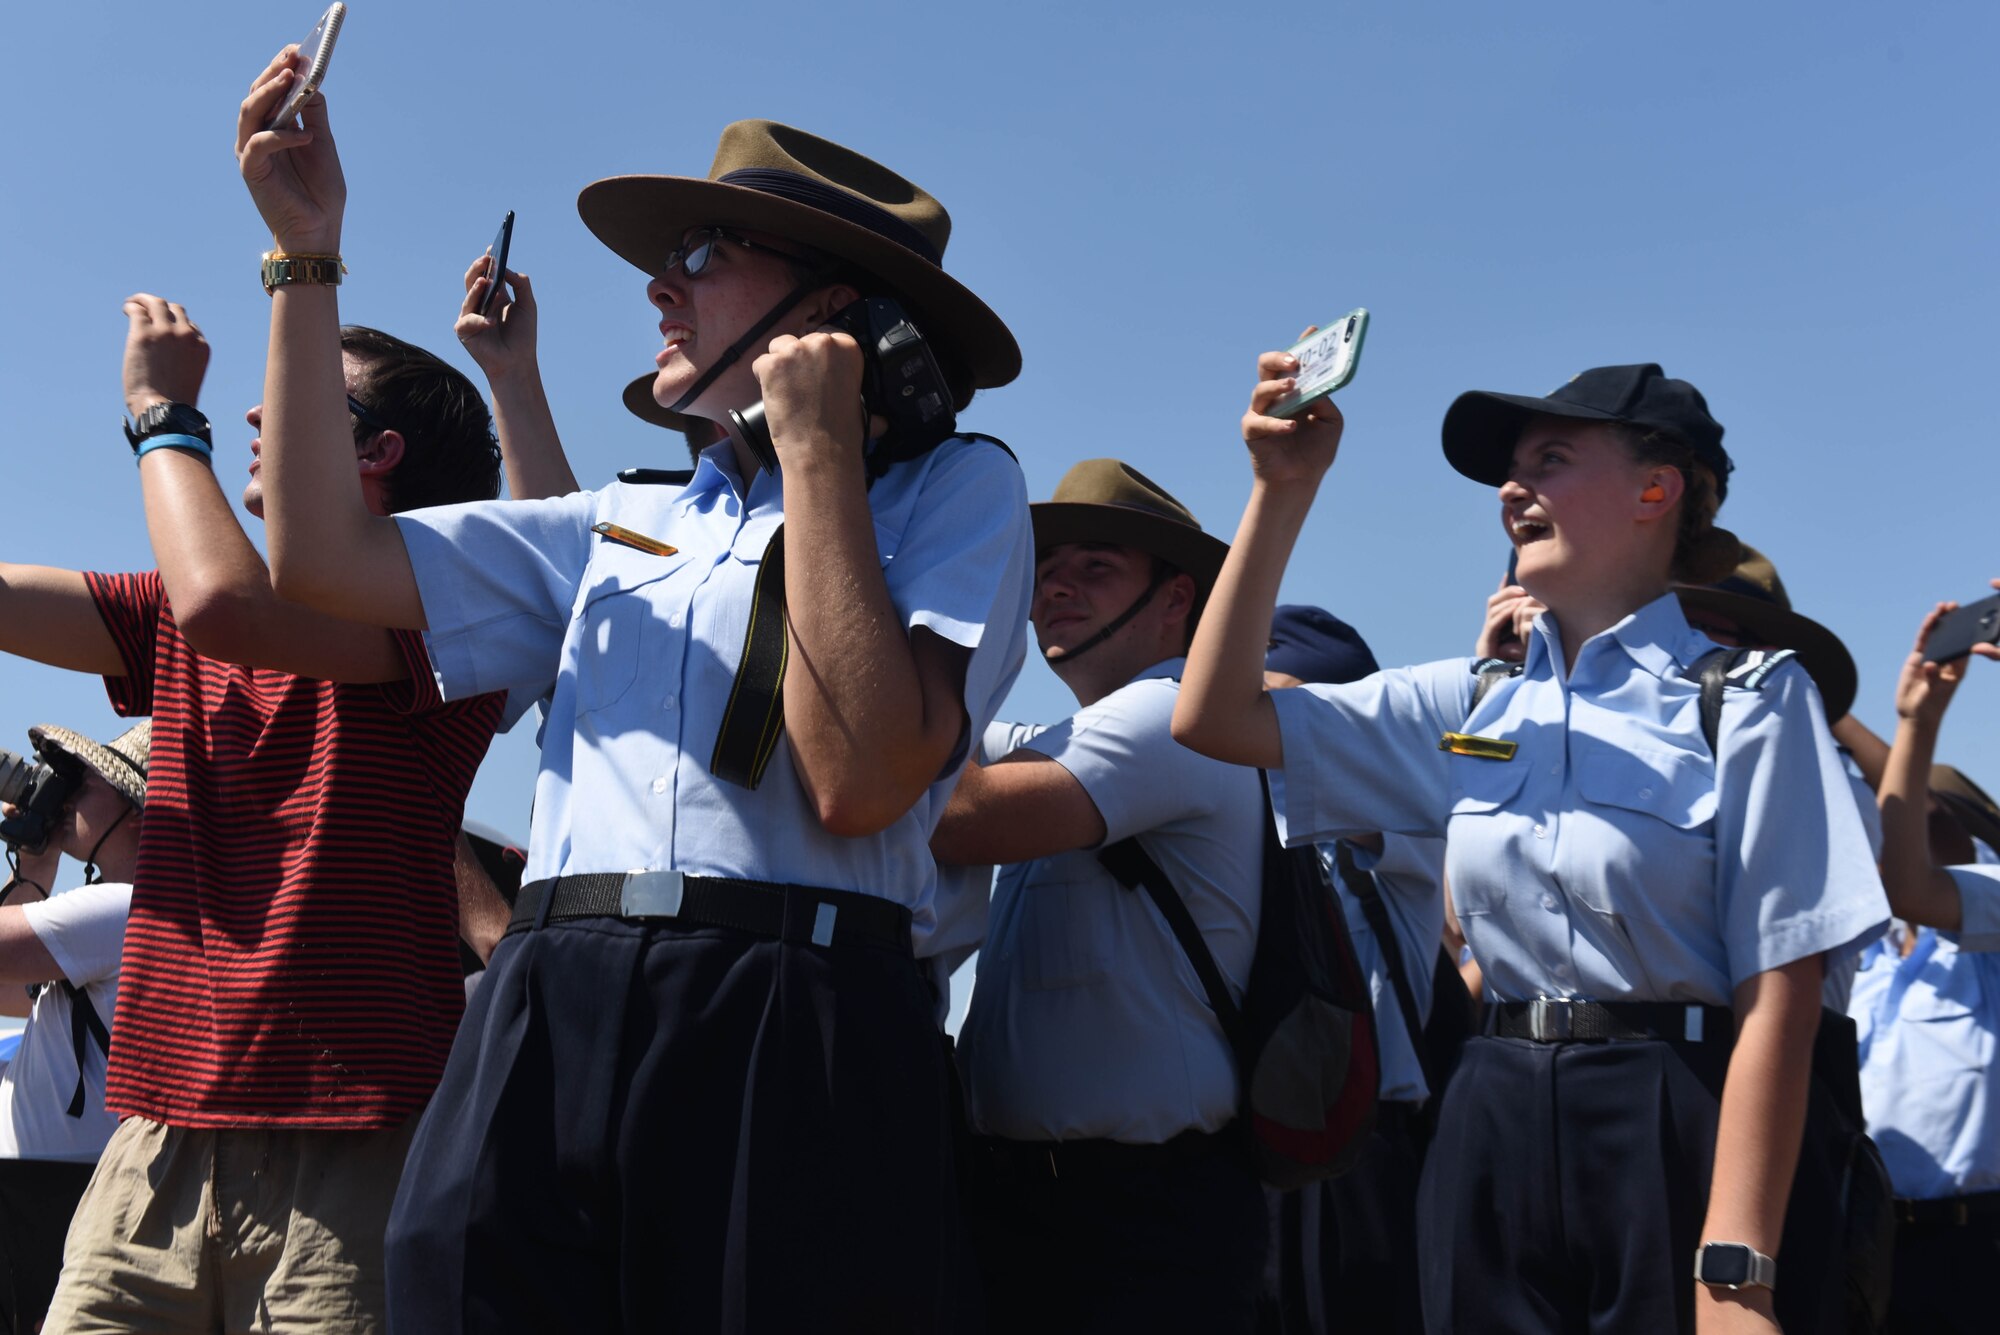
[246,403,262,428]
[1498,477,1532,504]
[647,273,687,313]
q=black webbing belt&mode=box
[60,983,110,1118]
[508,872,911,955]
[1491,998,1736,1044]
[711,527,789,789]
[1895,1189,2000,1228]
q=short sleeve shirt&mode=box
[958,661,1265,1143]
[1851,918,2000,1199]
[84,571,504,1128]
[1325,834,1446,1103]
[393,436,1033,951]
[0,882,130,1161]
[1268,594,1888,1005]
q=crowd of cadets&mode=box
[0,39,1990,1335]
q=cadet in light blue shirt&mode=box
[1176,361,1889,1335]
[243,111,1033,1333]
[936,459,1267,1335]
[1863,598,2000,1335]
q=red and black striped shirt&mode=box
[86,571,504,1129]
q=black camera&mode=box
[728,297,956,477]
[0,745,84,852]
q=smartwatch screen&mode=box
[1700,1244,1752,1286]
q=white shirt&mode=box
[959,661,1264,1143]
[0,882,130,1161]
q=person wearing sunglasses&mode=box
[234,45,1032,1334]
[1172,361,1888,1335]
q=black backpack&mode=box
[1098,774,1381,1188]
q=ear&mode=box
[801,282,863,330]
[356,428,406,477]
[1159,571,1199,628]
[1637,467,1683,515]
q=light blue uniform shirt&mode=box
[393,436,1032,952]
[1851,854,2000,1200]
[1268,594,1888,1005]
[959,661,1264,1143]
[1324,835,1446,1104]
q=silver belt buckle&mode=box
[1530,997,1573,1042]
[620,870,686,919]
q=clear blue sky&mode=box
[2,0,1994,873]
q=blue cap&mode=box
[1266,605,1378,686]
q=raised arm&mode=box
[760,332,982,836]
[1878,594,2000,929]
[0,565,124,678]
[123,295,409,682]
[455,260,579,500]
[234,49,426,630]
[1172,344,1344,769]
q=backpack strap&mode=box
[1097,834,1247,1055]
[709,434,1019,789]
[1468,657,1523,715]
[1680,647,1797,753]
[59,982,110,1119]
[1333,841,1432,1100]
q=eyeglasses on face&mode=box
[347,394,393,435]
[659,227,815,280]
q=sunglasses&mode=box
[347,393,394,436]
[659,227,815,280]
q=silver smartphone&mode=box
[268,3,347,130]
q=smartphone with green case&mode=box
[1269,308,1369,419]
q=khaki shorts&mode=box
[43,1114,418,1335]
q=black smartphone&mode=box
[478,211,515,318]
[1506,547,1519,586]
[1925,593,2000,664]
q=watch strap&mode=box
[124,401,212,452]
[134,434,214,467]
[261,251,346,295]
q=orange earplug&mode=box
[1640,484,1666,503]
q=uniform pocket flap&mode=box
[1576,742,1716,829]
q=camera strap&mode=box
[665,272,840,418]
[1041,570,1170,666]
[710,527,790,789]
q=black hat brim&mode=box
[1442,390,1627,487]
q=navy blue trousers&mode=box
[1417,1034,1732,1335]
[1263,1109,1425,1335]
[384,918,964,1334]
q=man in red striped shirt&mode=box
[3,297,507,1335]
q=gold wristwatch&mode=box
[260,251,346,295]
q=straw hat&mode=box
[26,719,150,811]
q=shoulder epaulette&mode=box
[1468,657,1524,713]
[1681,647,1798,753]
[616,467,696,486]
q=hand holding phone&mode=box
[1268,309,1370,420]
[477,211,515,318]
[268,4,347,131]
[1924,592,2000,664]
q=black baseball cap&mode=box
[1442,363,1733,502]
[1266,605,1379,686]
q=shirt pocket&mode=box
[1021,877,1114,991]
[1575,742,1717,830]
[574,549,691,715]
[1444,755,1530,918]
[1901,962,1991,1070]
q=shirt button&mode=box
[651,776,667,794]
[1541,893,1561,912]
[1549,764,1561,776]
[1638,786,1654,799]
[1532,823,1546,839]
[663,694,678,710]
[669,614,684,629]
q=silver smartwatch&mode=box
[1693,1241,1777,1291]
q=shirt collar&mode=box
[684,440,782,512]
[1124,656,1186,687]
[1526,591,1709,684]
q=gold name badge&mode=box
[592,522,679,558]
[1439,732,1518,762]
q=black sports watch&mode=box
[123,401,212,453]
[1693,1241,1776,1291]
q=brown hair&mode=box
[1609,422,1741,584]
[341,326,501,512]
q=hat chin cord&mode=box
[78,803,133,887]
[665,271,840,421]
[1043,572,1169,666]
